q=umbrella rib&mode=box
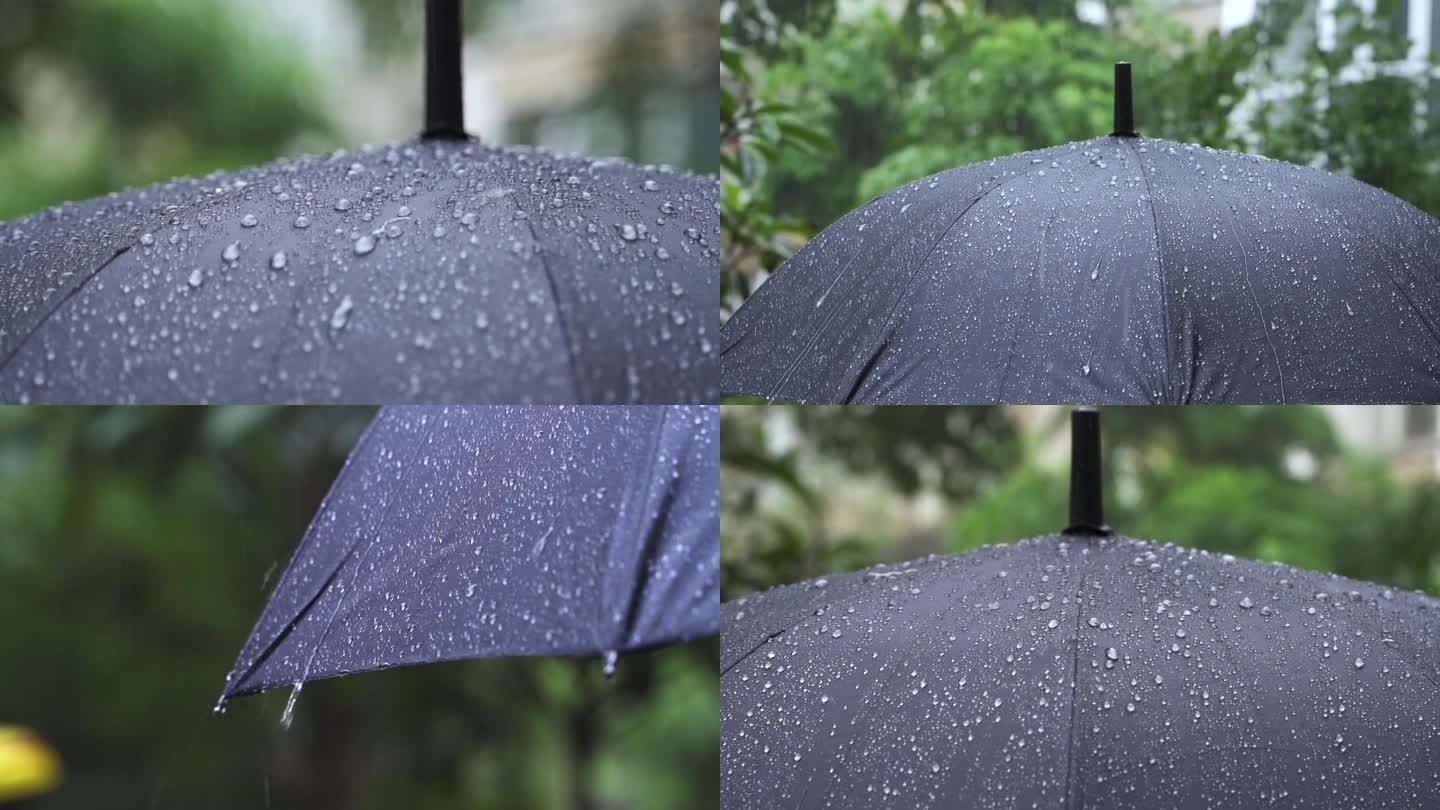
[521,217,583,402]
[292,415,447,677]
[613,406,676,649]
[1251,157,1440,354]
[1121,137,1176,403]
[0,244,129,373]
[995,210,1055,403]
[1060,544,1089,809]
[1296,193,1440,356]
[720,585,878,677]
[223,411,442,697]
[218,413,387,696]
[770,161,1054,402]
[1223,203,1287,402]
[221,541,364,697]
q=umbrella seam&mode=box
[223,409,441,697]
[1237,146,1440,355]
[1122,138,1177,404]
[218,410,387,697]
[613,405,672,650]
[296,413,447,672]
[0,244,130,373]
[1223,203,1288,403]
[995,211,1055,403]
[1061,543,1089,810]
[522,217,583,402]
[795,160,1057,403]
[720,584,881,677]
[1316,205,1440,358]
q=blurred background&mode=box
[721,404,1440,600]
[720,0,1440,316]
[0,0,718,222]
[0,407,718,810]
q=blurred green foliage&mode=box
[0,0,323,221]
[722,404,1440,605]
[0,407,717,810]
[720,0,1440,318]
[0,0,716,222]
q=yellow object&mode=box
[0,725,61,801]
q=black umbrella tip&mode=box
[1062,407,1112,537]
[423,0,470,141]
[1111,61,1137,138]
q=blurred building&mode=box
[1012,404,1440,479]
[1329,405,1440,478]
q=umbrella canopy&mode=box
[0,1,718,404]
[720,64,1440,404]
[217,404,719,711]
[720,412,1440,809]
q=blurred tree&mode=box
[0,0,326,220]
[721,404,1018,597]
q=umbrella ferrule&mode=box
[1111,62,1137,138]
[423,0,468,140]
[1062,407,1112,537]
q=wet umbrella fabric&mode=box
[218,404,718,705]
[719,135,1440,403]
[722,535,1440,809]
[0,139,718,403]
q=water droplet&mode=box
[602,650,618,677]
[270,251,287,270]
[187,268,204,288]
[642,179,660,191]
[335,198,352,212]
[353,235,376,256]
[330,295,354,330]
[1354,658,1364,669]
[294,215,311,229]
[1239,596,1254,609]
[240,213,258,228]
[1106,647,1119,661]
[617,224,638,241]
[222,242,240,263]
[139,232,155,246]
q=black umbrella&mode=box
[720,63,1440,404]
[0,0,718,404]
[217,404,718,720]
[721,410,1440,808]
